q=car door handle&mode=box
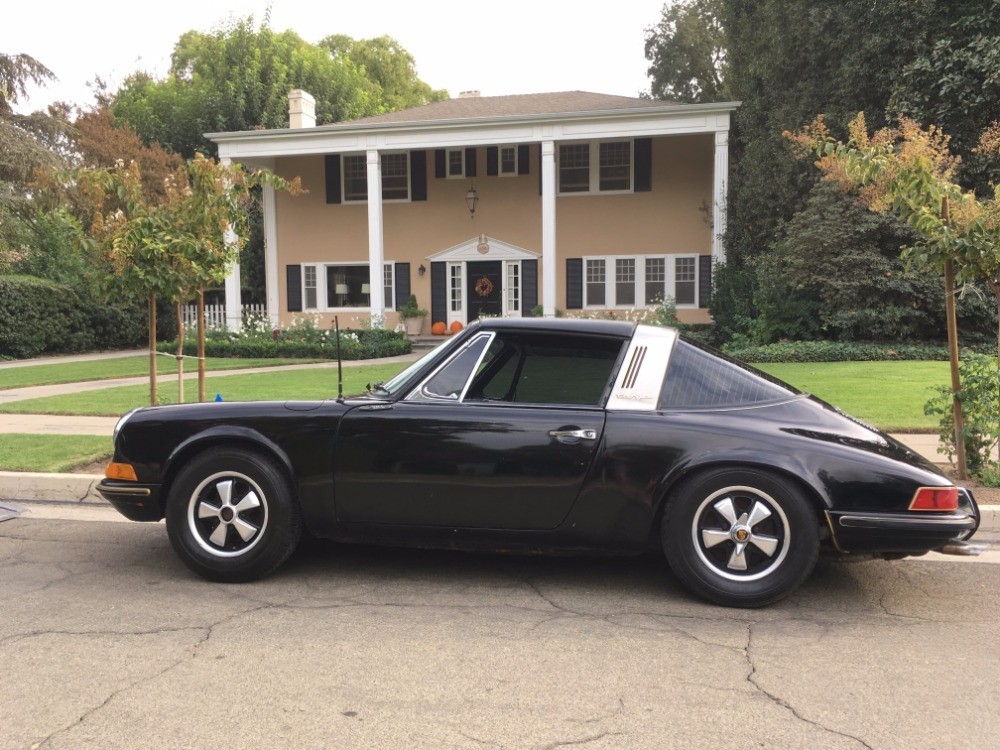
[548,428,597,442]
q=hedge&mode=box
[158,334,411,361]
[722,340,987,363]
[0,275,147,358]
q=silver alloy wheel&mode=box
[187,471,269,558]
[691,485,790,582]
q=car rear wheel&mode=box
[662,468,819,607]
[165,447,301,582]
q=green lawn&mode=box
[0,359,951,432]
[0,363,409,417]
[0,434,112,473]
[0,355,327,391]
[755,360,949,432]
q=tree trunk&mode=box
[198,288,206,403]
[176,301,184,405]
[944,260,968,480]
[148,295,157,406]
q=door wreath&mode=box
[474,277,494,297]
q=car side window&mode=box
[466,333,623,406]
[409,334,493,401]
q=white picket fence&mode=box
[181,303,266,330]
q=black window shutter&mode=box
[325,155,341,204]
[486,146,499,176]
[465,148,477,177]
[518,145,530,175]
[699,256,713,308]
[286,265,302,312]
[430,262,448,324]
[634,138,653,192]
[410,151,427,201]
[522,260,538,316]
[394,262,411,309]
[434,149,446,178]
[566,258,583,310]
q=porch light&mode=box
[466,184,479,218]
[418,264,426,276]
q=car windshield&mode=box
[379,336,463,396]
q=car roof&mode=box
[473,317,637,338]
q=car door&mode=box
[333,330,625,530]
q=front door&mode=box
[466,261,502,322]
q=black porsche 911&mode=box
[98,318,981,606]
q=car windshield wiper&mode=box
[366,381,390,395]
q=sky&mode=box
[6,0,664,114]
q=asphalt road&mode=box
[1,509,998,750]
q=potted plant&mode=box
[398,294,428,336]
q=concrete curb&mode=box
[0,470,996,532]
[0,472,104,504]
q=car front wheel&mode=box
[165,447,301,582]
[662,468,819,607]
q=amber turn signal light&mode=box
[105,462,138,482]
[909,487,959,512]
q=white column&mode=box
[220,156,242,331]
[712,130,730,264]
[366,149,385,320]
[262,182,279,327]
[541,140,557,317]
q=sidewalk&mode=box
[0,349,146,369]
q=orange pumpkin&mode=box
[431,321,447,335]
[450,321,464,334]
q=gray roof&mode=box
[331,91,671,127]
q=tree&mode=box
[644,0,727,103]
[789,113,1000,477]
[112,15,385,158]
[890,0,1000,196]
[319,35,448,111]
[75,156,302,404]
[708,0,932,340]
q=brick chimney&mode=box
[458,90,481,98]
[288,90,316,128]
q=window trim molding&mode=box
[557,139,634,197]
[446,148,466,179]
[341,151,413,204]
[301,261,396,313]
[581,253,700,310]
[499,144,518,177]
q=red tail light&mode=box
[909,487,959,512]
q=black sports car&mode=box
[98,318,981,606]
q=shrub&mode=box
[722,340,982,363]
[0,276,147,358]
[925,353,1000,477]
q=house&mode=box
[207,90,737,331]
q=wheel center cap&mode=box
[732,525,751,543]
[220,506,235,523]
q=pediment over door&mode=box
[427,235,540,262]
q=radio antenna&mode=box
[335,316,344,402]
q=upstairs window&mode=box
[342,152,410,202]
[558,141,633,194]
[447,148,465,178]
[500,145,517,175]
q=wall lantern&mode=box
[465,184,479,218]
[418,264,426,277]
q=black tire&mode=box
[165,447,301,583]
[661,467,819,607]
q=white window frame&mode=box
[499,144,518,176]
[301,261,396,312]
[557,139,634,196]
[303,265,319,311]
[447,262,464,325]
[504,260,521,316]
[446,148,465,179]
[582,254,700,310]
[342,151,411,203]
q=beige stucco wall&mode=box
[272,134,714,327]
